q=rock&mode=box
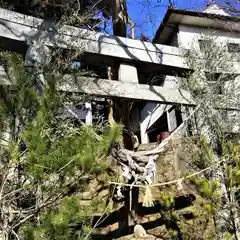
[134,224,147,238]
[147,225,169,239]
[82,191,92,199]
[119,234,135,239]
[108,222,118,232]
[148,213,161,222]
[120,234,156,239]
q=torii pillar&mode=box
[111,0,139,227]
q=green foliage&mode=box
[184,134,240,239]
[159,191,174,210]
[0,52,122,239]
[191,176,220,203]
[20,110,122,178]
[23,196,92,240]
[225,232,232,240]
[197,136,214,168]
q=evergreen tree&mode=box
[0,52,122,239]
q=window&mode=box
[198,39,212,52]
[198,39,213,68]
[227,43,240,53]
[205,72,221,81]
[208,81,223,94]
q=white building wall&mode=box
[165,31,180,86]
[178,24,240,49]
[178,24,240,134]
[141,23,240,143]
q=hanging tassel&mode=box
[143,186,154,207]
[177,179,183,192]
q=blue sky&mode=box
[127,0,207,39]
[99,0,235,39]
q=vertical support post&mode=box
[129,186,139,225]
[111,0,139,228]
[118,63,138,83]
[107,66,115,124]
[85,102,92,125]
[189,107,197,134]
[181,106,197,136]
[180,106,189,135]
[167,107,177,133]
[118,62,139,226]
[140,116,150,144]
[118,62,139,131]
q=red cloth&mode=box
[157,131,170,143]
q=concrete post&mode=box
[118,63,138,83]
[118,62,139,132]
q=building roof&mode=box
[153,4,240,44]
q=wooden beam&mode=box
[59,75,195,105]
